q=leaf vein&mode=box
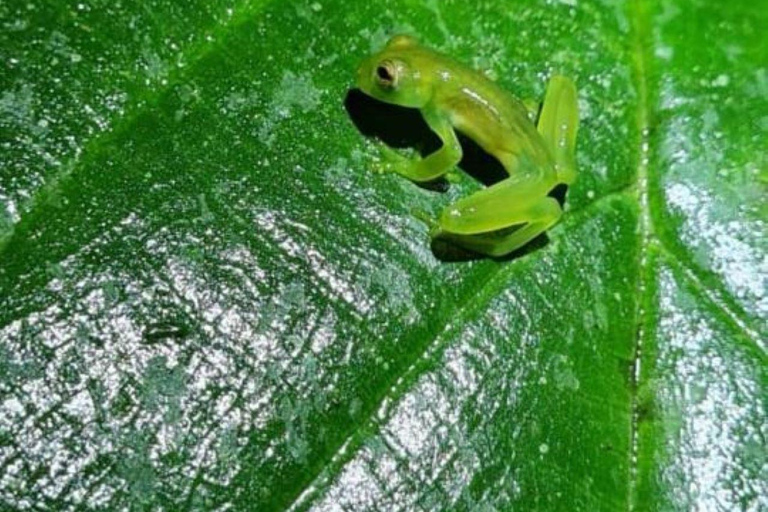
[627,0,655,508]
[0,0,274,256]
[281,192,628,512]
[659,246,766,349]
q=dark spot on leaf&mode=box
[142,321,191,344]
[636,398,657,423]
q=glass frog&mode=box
[355,34,578,257]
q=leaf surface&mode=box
[0,0,765,510]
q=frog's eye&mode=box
[375,60,398,89]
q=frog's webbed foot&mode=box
[410,208,441,234]
[446,169,463,184]
[372,144,411,175]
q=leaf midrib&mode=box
[627,0,654,509]
[626,0,765,509]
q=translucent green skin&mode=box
[356,35,579,257]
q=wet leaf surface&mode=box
[0,0,765,510]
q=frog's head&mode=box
[356,35,432,109]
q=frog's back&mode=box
[406,46,528,119]
[406,45,551,168]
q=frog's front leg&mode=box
[376,106,462,182]
[434,171,562,257]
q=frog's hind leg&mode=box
[537,75,579,185]
[435,195,561,258]
[435,175,562,257]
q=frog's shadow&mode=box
[344,89,567,262]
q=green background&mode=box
[0,0,765,510]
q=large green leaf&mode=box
[1,0,765,510]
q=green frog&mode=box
[355,34,578,257]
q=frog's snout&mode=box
[355,61,370,90]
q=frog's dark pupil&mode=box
[377,65,393,82]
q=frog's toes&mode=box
[371,159,390,174]
[446,170,463,184]
[411,208,440,232]
[371,145,404,174]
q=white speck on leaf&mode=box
[712,74,730,87]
